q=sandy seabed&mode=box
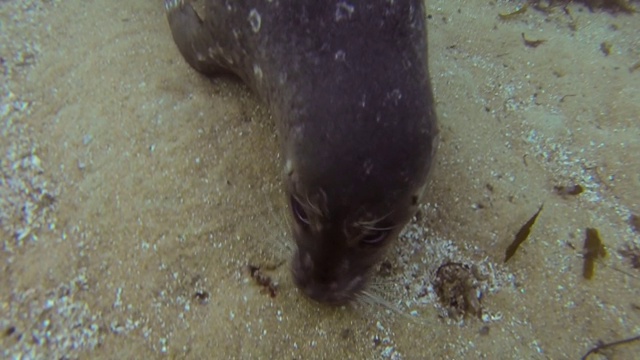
[1,0,639,359]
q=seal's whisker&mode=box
[358,290,403,314]
[271,201,287,232]
[302,192,323,217]
[360,223,397,232]
[279,202,292,234]
[355,208,395,228]
[359,290,434,327]
[262,192,291,251]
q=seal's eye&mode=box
[361,230,389,245]
[290,196,310,226]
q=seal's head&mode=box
[284,61,436,304]
[286,129,433,304]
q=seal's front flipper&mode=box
[165,0,228,76]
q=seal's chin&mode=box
[291,250,369,305]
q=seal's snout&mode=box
[291,248,367,305]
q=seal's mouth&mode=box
[291,249,370,305]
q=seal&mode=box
[165,0,437,304]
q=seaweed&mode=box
[505,205,544,262]
[248,264,278,298]
[499,4,529,19]
[582,228,607,279]
[559,94,578,102]
[529,0,637,14]
[554,184,584,196]
[578,0,637,13]
[521,33,547,48]
[581,334,640,359]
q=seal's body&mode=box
[166,0,437,304]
